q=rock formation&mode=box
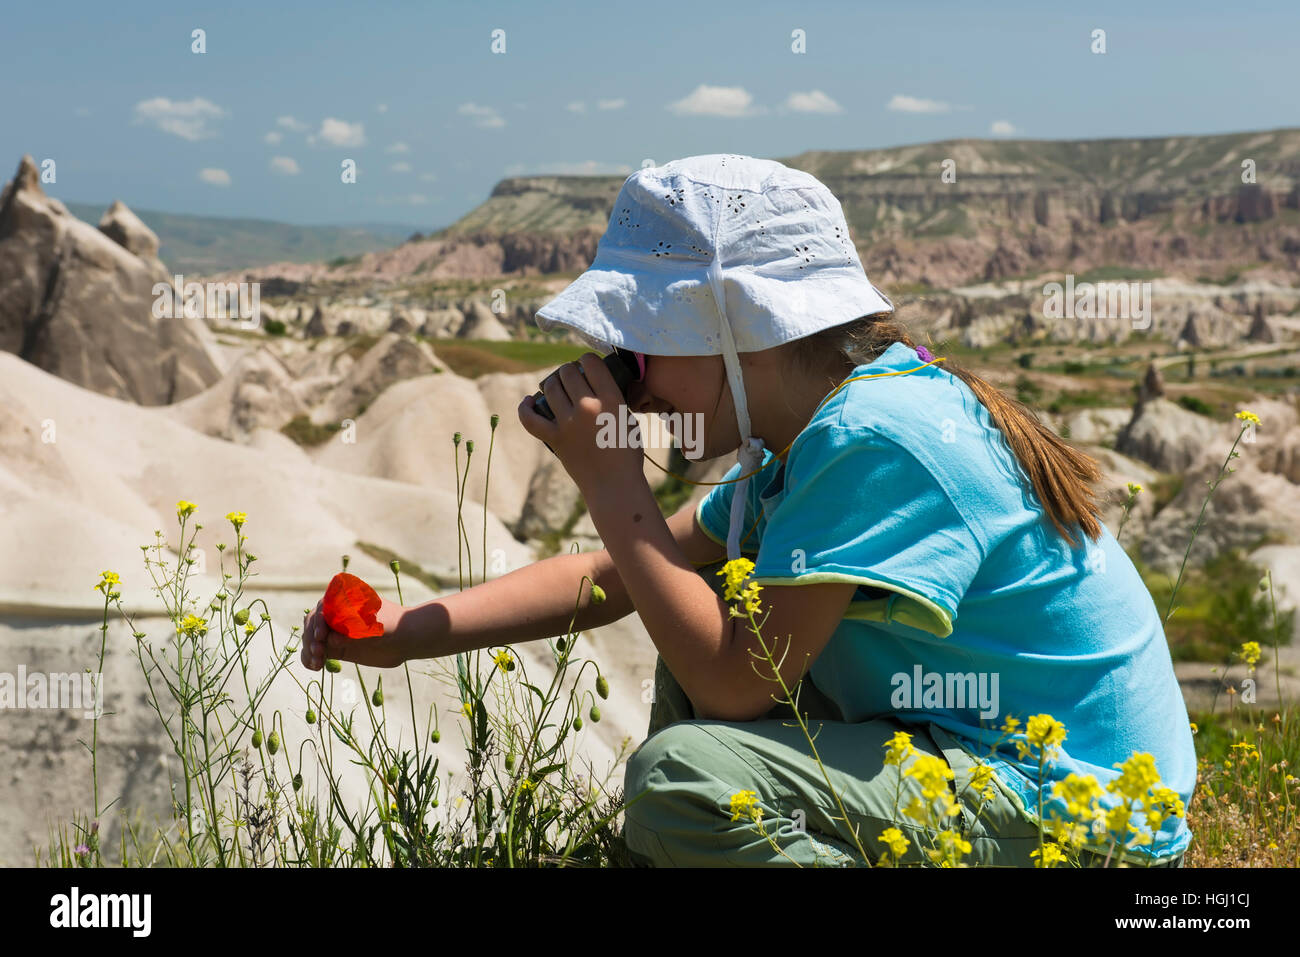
[0,155,222,405]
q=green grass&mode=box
[426,338,589,378]
[1046,390,1115,414]
[1176,395,1215,417]
[1073,265,1165,284]
[1134,549,1295,663]
[355,541,448,590]
[281,415,342,447]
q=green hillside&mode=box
[64,202,425,275]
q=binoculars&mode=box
[530,348,647,454]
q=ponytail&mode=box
[789,313,1103,547]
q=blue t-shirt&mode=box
[695,341,1196,862]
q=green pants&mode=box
[622,653,1187,868]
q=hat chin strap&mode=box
[705,256,765,562]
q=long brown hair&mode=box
[788,313,1103,547]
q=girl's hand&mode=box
[518,352,645,492]
[300,594,410,670]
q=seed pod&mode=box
[431,729,441,744]
[556,637,567,653]
[432,798,439,808]
[251,728,263,750]
[372,687,384,707]
[596,675,609,700]
[324,658,341,673]
[293,773,303,791]
[390,560,401,574]
[305,709,316,725]
[589,705,601,723]
[590,584,606,604]
[572,715,583,732]
[387,765,399,785]
[233,608,249,626]
[505,753,515,772]
[267,731,280,755]
[490,413,500,430]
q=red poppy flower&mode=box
[321,572,384,639]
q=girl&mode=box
[300,155,1196,867]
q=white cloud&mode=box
[501,160,635,176]
[310,117,366,147]
[199,168,231,186]
[458,102,505,128]
[391,161,412,173]
[74,106,91,117]
[990,120,1017,135]
[596,98,626,111]
[133,96,226,141]
[566,101,587,113]
[277,115,308,131]
[419,171,438,182]
[784,90,843,114]
[666,84,762,118]
[263,130,283,145]
[886,94,952,114]
[270,156,300,175]
[386,141,410,154]
[376,103,388,113]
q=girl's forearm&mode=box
[580,478,737,717]
[397,549,633,660]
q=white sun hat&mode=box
[534,153,894,561]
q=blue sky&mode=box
[4,0,1296,229]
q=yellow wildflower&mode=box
[964,761,997,802]
[883,730,915,767]
[1000,716,1021,734]
[1234,409,1260,426]
[492,649,514,673]
[1126,481,1143,496]
[878,826,909,861]
[93,570,121,595]
[1109,752,1161,802]
[1026,714,1067,752]
[1030,842,1067,868]
[176,500,198,519]
[225,511,247,529]
[1145,786,1186,828]
[728,789,762,823]
[1105,803,1136,836]
[901,795,932,826]
[179,613,207,636]
[905,754,956,803]
[1189,722,1198,734]
[1229,741,1259,760]
[518,778,537,793]
[1053,772,1104,821]
[1047,816,1089,849]
[1240,641,1261,671]
[926,829,972,866]
[462,700,474,719]
[716,558,756,601]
